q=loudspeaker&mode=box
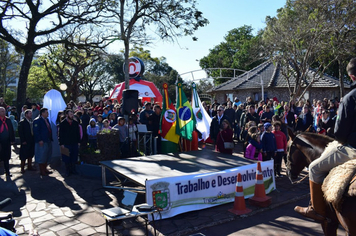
[122,89,138,115]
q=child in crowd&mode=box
[257,123,264,138]
[96,114,103,130]
[108,113,117,127]
[261,122,277,161]
[272,121,287,177]
[113,117,129,157]
[241,120,256,144]
[245,133,263,161]
[87,118,100,150]
[128,117,138,155]
[102,119,112,131]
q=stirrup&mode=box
[294,205,326,223]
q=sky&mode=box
[110,0,287,81]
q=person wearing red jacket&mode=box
[272,121,287,177]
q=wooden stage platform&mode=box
[100,149,255,188]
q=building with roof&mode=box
[208,61,351,104]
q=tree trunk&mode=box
[17,50,34,114]
[124,39,130,89]
[338,59,345,99]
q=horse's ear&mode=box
[288,127,295,141]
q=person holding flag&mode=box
[159,83,180,153]
[191,82,212,141]
[176,82,196,144]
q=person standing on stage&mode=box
[210,105,229,145]
[18,109,36,173]
[33,108,53,176]
[215,119,234,154]
[59,109,81,177]
[0,107,15,177]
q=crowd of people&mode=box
[0,85,342,179]
[0,97,163,177]
[207,95,339,177]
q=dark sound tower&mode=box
[122,89,139,115]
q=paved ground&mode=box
[0,143,310,236]
[189,198,345,236]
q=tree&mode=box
[199,25,265,85]
[27,59,54,102]
[80,59,112,102]
[310,0,356,97]
[105,0,208,89]
[0,39,20,97]
[263,0,356,101]
[0,0,106,110]
[28,43,107,103]
[103,53,125,89]
[195,79,213,95]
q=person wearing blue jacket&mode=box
[261,122,277,161]
[87,118,100,150]
[33,108,53,176]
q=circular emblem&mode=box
[178,106,192,121]
[196,109,202,120]
[124,57,145,78]
[163,83,168,89]
[164,109,176,123]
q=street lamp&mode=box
[59,83,67,91]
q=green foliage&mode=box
[105,0,208,87]
[27,58,58,102]
[27,43,109,103]
[263,0,356,100]
[0,39,21,97]
[103,53,125,88]
[4,88,15,104]
[199,25,265,85]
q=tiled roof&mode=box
[210,61,351,92]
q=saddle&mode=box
[322,159,356,211]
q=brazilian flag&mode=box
[175,82,196,140]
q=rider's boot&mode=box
[294,180,326,222]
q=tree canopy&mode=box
[0,0,106,110]
[104,0,209,89]
[199,25,265,85]
[263,0,356,100]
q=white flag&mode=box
[191,82,212,141]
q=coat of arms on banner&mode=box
[151,182,171,211]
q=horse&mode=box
[286,131,356,236]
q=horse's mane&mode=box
[297,132,334,142]
[294,132,335,162]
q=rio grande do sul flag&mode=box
[159,83,180,144]
[175,82,195,140]
[191,82,212,141]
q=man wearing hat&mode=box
[233,97,241,107]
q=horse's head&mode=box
[286,137,309,183]
[286,131,334,184]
